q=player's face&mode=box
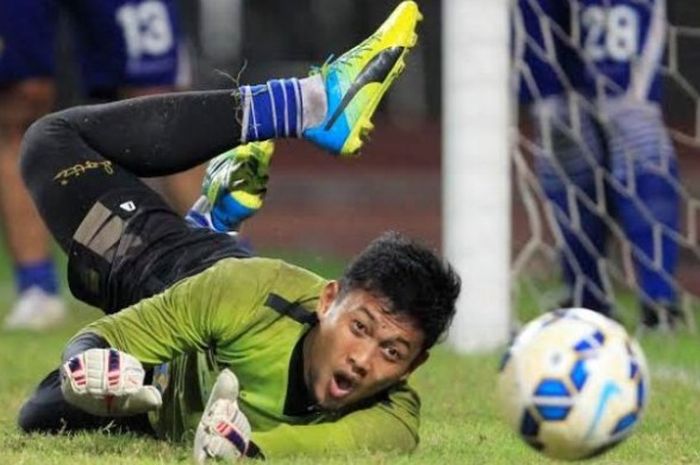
[305,282,428,410]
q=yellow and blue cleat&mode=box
[186,141,275,233]
[303,1,422,156]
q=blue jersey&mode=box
[574,0,666,102]
[516,0,666,103]
[516,0,572,103]
[0,0,184,91]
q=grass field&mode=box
[0,251,699,464]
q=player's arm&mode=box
[193,380,419,462]
[60,258,278,416]
[252,383,420,458]
[186,141,274,234]
[73,258,276,363]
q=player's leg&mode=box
[0,83,55,269]
[0,0,66,330]
[606,101,681,328]
[533,95,613,314]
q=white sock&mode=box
[299,75,327,131]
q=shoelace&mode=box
[335,35,380,67]
[310,34,381,76]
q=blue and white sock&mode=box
[240,78,302,142]
[15,259,59,295]
[607,104,680,305]
[239,76,326,143]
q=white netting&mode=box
[510,0,699,332]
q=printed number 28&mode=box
[582,5,639,62]
[116,0,174,58]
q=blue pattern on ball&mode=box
[611,412,638,435]
[535,405,572,421]
[630,359,639,379]
[574,339,593,352]
[574,330,606,352]
[520,409,539,437]
[535,379,570,397]
[569,359,588,391]
[593,330,605,345]
[637,378,646,409]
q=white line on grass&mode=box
[652,364,700,391]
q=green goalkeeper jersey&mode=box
[77,257,420,458]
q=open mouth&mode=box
[330,372,356,399]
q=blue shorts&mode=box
[0,0,183,91]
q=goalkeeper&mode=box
[17,2,461,460]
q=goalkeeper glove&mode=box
[60,348,162,416]
[194,369,252,463]
[185,141,275,234]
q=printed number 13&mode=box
[582,5,639,62]
[117,0,174,58]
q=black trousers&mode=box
[18,90,253,434]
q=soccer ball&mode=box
[497,308,649,460]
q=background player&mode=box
[517,0,681,328]
[0,0,192,330]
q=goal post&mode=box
[443,0,513,353]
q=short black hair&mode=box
[338,231,461,350]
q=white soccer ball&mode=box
[497,308,650,460]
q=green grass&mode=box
[0,250,699,464]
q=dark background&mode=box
[52,0,700,270]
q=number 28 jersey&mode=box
[574,0,667,102]
[516,0,667,103]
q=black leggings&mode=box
[21,89,243,250]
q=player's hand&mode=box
[185,142,274,234]
[194,369,251,463]
[60,348,162,417]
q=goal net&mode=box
[510,0,700,333]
